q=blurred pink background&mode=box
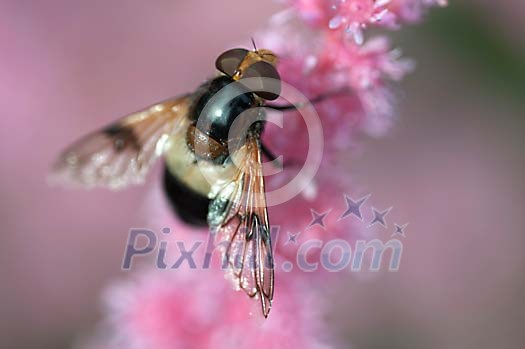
[1,1,524,348]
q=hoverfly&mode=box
[52,43,341,318]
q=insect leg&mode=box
[261,142,285,171]
[261,143,303,170]
[264,87,353,111]
[261,143,278,162]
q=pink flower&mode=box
[79,269,336,349]
[289,0,447,42]
[260,11,414,147]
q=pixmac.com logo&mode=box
[121,193,408,273]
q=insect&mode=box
[51,43,344,318]
[51,43,287,318]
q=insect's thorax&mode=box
[186,75,262,163]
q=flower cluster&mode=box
[79,269,333,349]
[81,1,444,348]
[289,0,447,43]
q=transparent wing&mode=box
[50,95,192,190]
[208,135,274,317]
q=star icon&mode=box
[368,207,392,228]
[285,232,301,245]
[307,209,331,229]
[392,223,408,237]
[339,194,370,221]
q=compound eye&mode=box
[215,48,249,77]
[241,61,281,100]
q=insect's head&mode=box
[215,46,281,101]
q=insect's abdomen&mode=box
[163,166,209,226]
